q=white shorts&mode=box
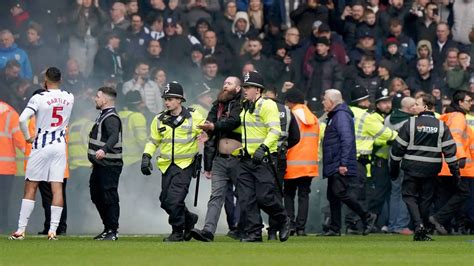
[25,143,66,183]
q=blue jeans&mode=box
[388,171,410,232]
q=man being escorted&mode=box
[191,76,243,242]
[88,87,123,241]
[141,82,204,242]
[237,71,290,242]
[321,89,377,236]
[390,94,460,241]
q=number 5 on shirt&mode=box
[51,106,64,127]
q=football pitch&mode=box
[1,235,473,266]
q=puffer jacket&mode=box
[322,103,358,177]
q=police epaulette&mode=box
[187,107,195,112]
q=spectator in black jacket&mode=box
[202,30,233,75]
[432,23,458,74]
[93,33,123,82]
[306,37,344,114]
[335,2,366,50]
[414,2,439,44]
[239,37,269,79]
[159,17,192,79]
[23,22,57,82]
[382,37,408,79]
[290,0,329,39]
[378,0,409,37]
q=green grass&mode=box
[0,234,473,266]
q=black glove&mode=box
[252,144,269,165]
[448,163,461,181]
[357,155,370,166]
[459,158,466,169]
[141,153,153,175]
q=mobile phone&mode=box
[433,8,438,16]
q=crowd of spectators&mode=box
[0,0,473,118]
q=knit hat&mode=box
[314,37,330,46]
[385,37,399,48]
[285,89,305,104]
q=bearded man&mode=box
[190,76,243,242]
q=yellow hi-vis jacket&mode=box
[369,111,397,159]
[118,109,147,165]
[240,97,281,155]
[144,107,205,173]
[68,118,94,169]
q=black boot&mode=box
[163,231,185,242]
[93,229,108,240]
[240,233,263,242]
[226,228,240,240]
[362,213,377,236]
[184,212,199,241]
[191,229,214,242]
[279,217,291,242]
[414,225,433,241]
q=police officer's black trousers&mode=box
[284,177,312,230]
[368,158,391,220]
[434,176,470,226]
[268,156,286,233]
[39,179,67,233]
[160,163,195,232]
[401,174,434,227]
[327,173,369,232]
[90,165,122,231]
[237,157,287,236]
[345,161,367,228]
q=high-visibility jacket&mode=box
[68,117,94,170]
[144,107,205,173]
[466,113,474,166]
[369,111,397,159]
[240,97,281,155]
[0,101,25,175]
[118,109,147,165]
[24,117,70,178]
[190,103,209,121]
[285,104,319,179]
[439,111,474,177]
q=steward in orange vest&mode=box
[283,89,319,236]
[433,91,472,234]
[0,100,25,231]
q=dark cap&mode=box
[318,23,331,33]
[125,90,142,104]
[191,44,204,53]
[357,29,375,40]
[162,81,186,101]
[285,89,305,104]
[350,84,370,103]
[315,37,330,46]
[375,87,391,102]
[164,17,176,27]
[242,71,265,89]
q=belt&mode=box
[217,153,237,159]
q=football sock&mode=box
[49,206,63,234]
[17,199,35,233]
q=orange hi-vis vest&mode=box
[439,112,474,178]
[0,101,25,175]
[285,104,320,179]
[24,117,70,178]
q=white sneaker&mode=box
[381,225,389,234]
[9,231,25,240]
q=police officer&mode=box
[237,71,290,242]
[390,94,460,241]
[88,86,123,241]
[367,87,397,231]
[264,87,300,240]
[141,82,205,242]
